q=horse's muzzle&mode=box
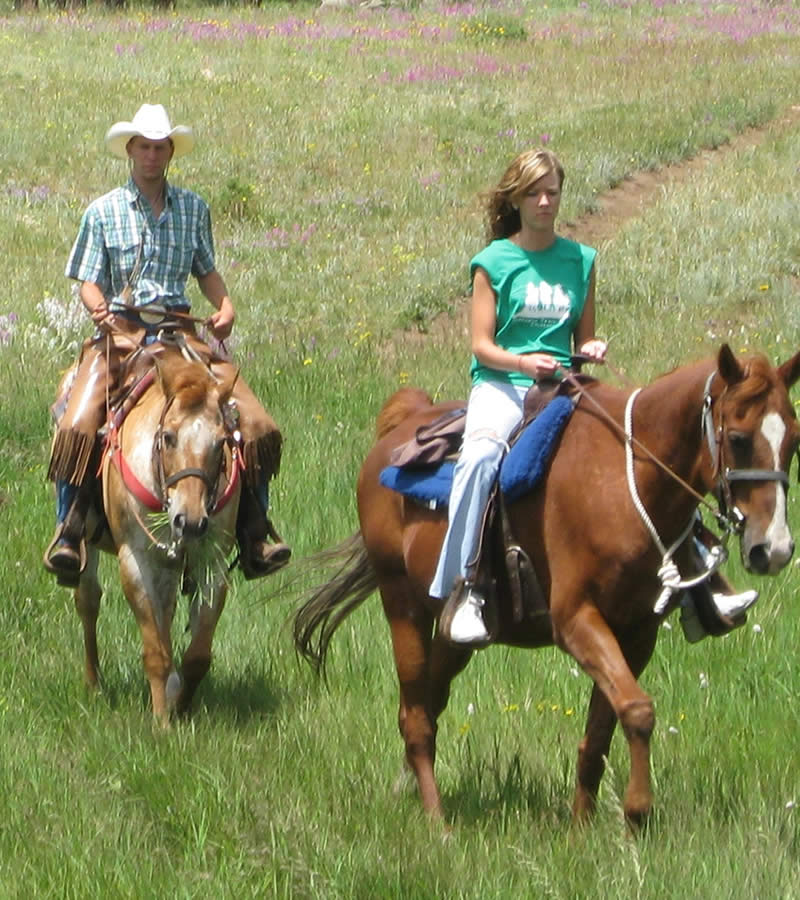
[744,535,794,575]
[172,512,209,541]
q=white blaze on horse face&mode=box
[761,411,792,559]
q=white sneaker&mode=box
[711,588,759,620]
[446,589,490,644]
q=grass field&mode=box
[2,1,800,896]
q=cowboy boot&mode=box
[236,482,291,580]
[43,480,92,587]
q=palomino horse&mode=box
[75,351,241,724]
[294,345,800,825]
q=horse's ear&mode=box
[717,343,745,385]
[777,350,800,390]
[218,368,239,406]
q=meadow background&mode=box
[1,0,800,896]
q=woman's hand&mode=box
[578,338,608,362]
[518,352,560,379]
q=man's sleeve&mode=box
[65,206,108,287]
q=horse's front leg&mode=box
[74,546,102,688]
[573,684,616,822]
[118,545,180,725]
[173,581,228,718]
[555,602,657,829]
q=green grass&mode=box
[2,1,800,896]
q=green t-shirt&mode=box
[469,236,596,387]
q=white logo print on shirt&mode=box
[517,281,571,322]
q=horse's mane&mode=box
[376,387,433,439]
[161,358,217,411]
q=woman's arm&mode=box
[471,267,559,379]
[573,266,607,360]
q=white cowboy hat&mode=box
[105,104,195,159]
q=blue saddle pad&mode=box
[379,461,455,509]
[379,394,574,508]
[500,394,574,501]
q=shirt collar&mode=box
[124,176,174,208]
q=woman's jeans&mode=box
[429,380,527,600]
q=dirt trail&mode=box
[410,105,800,346]
[561,105,800,248]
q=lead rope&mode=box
[623,388,724,614]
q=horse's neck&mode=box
[119,386,165,490]
[633,360,715,509]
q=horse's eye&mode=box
[727,431,752,459]
[161,430,177,450]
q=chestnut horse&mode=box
[74,353,241,724]
[294,345,800,825]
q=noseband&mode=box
[701,371,791,532]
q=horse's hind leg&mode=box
[74,546,102,688]
[172,584,227,718]
[381,579,444,817]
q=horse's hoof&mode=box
[165,671,183,709]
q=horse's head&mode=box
[712,344,800,574]
[154,358,236,544]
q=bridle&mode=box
[105,372,241,554]
[700,370,791,532]
[152,394,228,509]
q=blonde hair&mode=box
[484,148,565,240]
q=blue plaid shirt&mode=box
[66,177,216,311]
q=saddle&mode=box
[386,374,595,634]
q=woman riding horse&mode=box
[44,103,290,586]
[432,147,757,645]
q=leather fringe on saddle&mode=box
[47,429,96,486]
[242,432,283,488]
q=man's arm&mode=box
[197,270,235,341]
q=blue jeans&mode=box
[429,380,528,599]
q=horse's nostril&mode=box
[197,517,209,537]
[747,544,770,575]
[173,513,186,533]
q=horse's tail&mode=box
[375,387,433,439]
[292,532,377,676]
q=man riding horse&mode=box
[44,103,290,585]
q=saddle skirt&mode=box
[379,393,575,509]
